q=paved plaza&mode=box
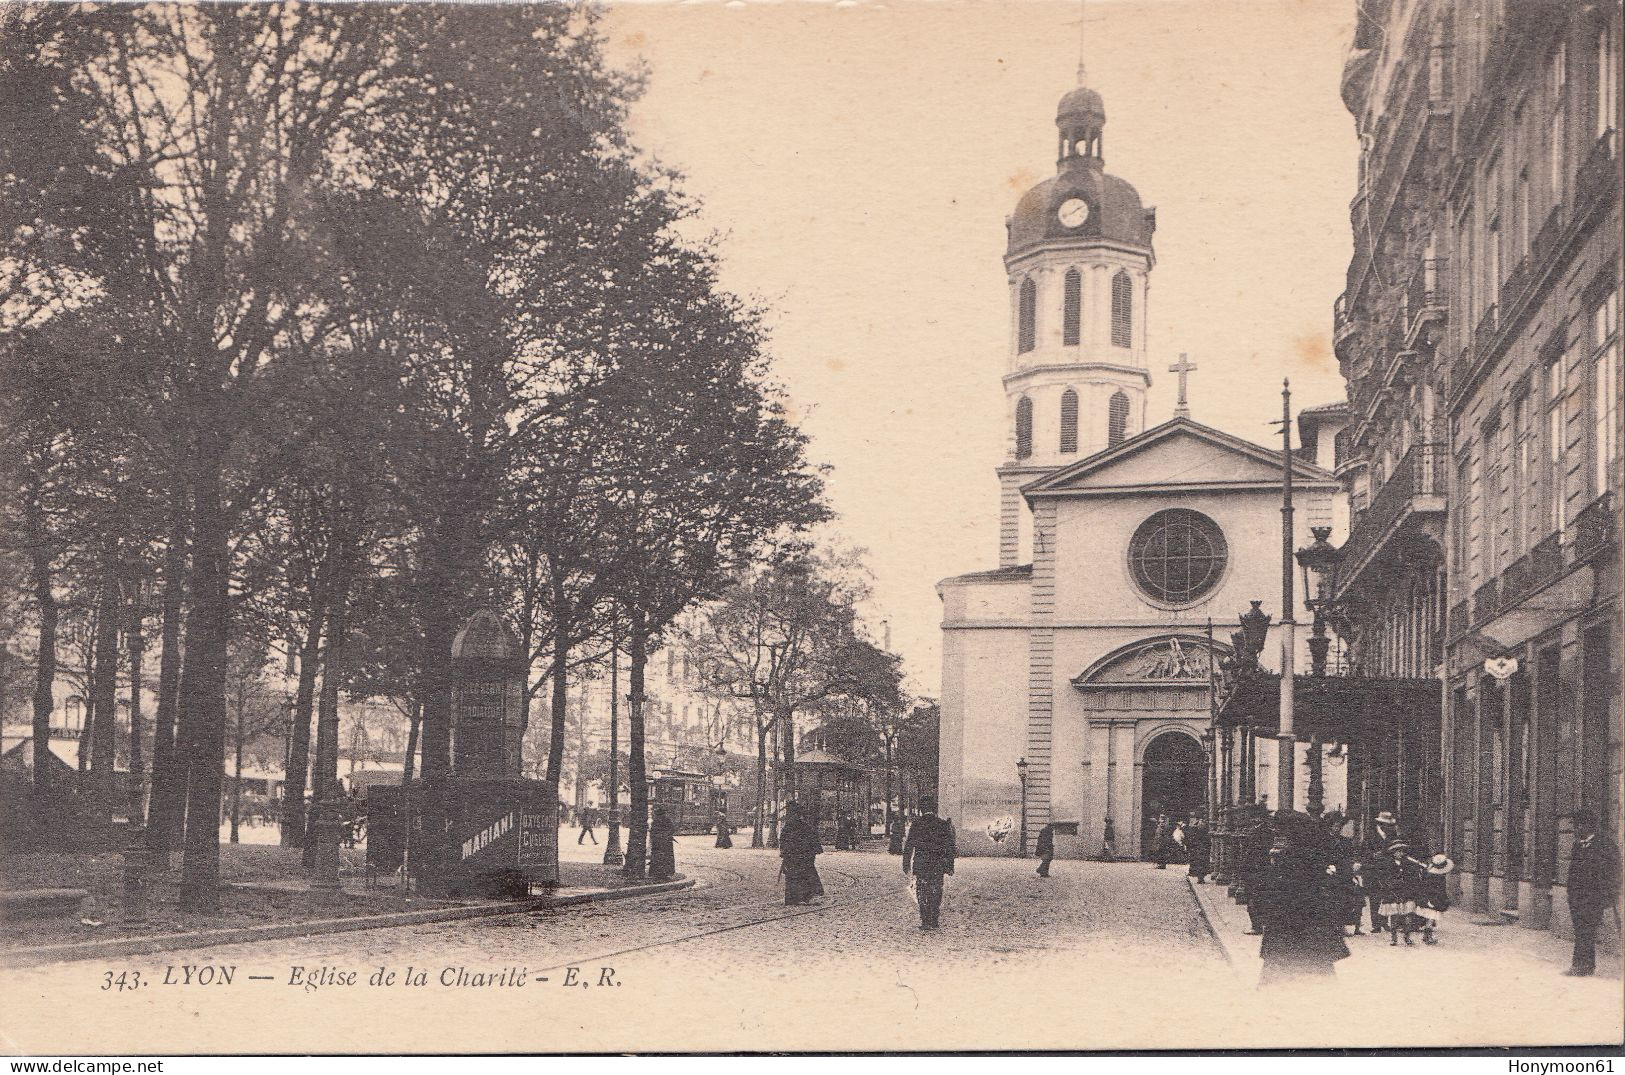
[4,839,1619,1052]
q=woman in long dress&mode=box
[779,803,822,905]
[1254,810,1351,987]
[714,810,732,849]
[1377,841,1420,945]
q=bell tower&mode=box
[995,71,1158,567]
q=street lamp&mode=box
[1294,525,1345,818]
[1016,756,1029,857]
[1295,526,1344,677]
[1238,601,1272,662]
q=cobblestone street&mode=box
[4,841,1620,1052]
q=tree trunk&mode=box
[125,579,146,784]
[544,591,569,787]
[24,487,57,804]
[416,601,455,781]
[402,700,421,783]
[77,623,93,772]
[179,431,230,913]
[623,616,649,878]
[752,720,768,849]
[305,542,355,867]
[89,551,121,821]
[280,608,323,847]
[229,694,245,844]
[146,509,186,858]
[884,739,895,832]
[768,719,782,848]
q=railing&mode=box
[1405,257,1448,340]
[1572,492,1616,563]
[1473,577,1501,623]
[1576,129,1619,219]
[1450,599,1471,639]
[1501,552,1533,607]
[1500,255,1532,320]
[1334,442,1447,593]
[1531,531,1563,588]
[1532,202,1566,267]
[1474,303,1499,357]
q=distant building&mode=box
[1333,0,1620,936]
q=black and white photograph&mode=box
[0,0,1620,1057]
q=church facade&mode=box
[937,76,1343,859]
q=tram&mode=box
[649,769,730,835]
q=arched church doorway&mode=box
[1139,731,1207,859]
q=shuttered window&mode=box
[1060,389,1079,453]
[1018,278,1037,353]
[1111,271,1133,348]
[1015,396,1034,459]
[1108,390,1130,447]
[1062,268,1082,346]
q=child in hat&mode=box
[1379,841,1420,946]
[1415,853,1454,945]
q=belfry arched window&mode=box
[1111,270,1133,348]
[1108,390,1130,447]
[1060,389,1079,453]
[1062,268,1082,346]
[1015,396,1034,459]
[1018,278,1037,354]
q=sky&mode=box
[600,0,1359,695]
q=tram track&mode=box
[524,857,906,976]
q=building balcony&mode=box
[1575,129,1620,223]
[1332,442,1448,601]
[1333,292,1360,358]
[1463,500,1614,655]
[1403,257,1448,346]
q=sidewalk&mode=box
[1189,876,1624,1048]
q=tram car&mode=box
[649,769,730,835]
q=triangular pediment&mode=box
[1022,418,1334,496]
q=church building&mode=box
[936,72,1343,859]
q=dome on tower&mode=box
[1006,169,1154,256]
[1057,85,1105,125]
[1006,81,1156,258]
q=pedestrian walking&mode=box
[1238,808,1273,936]
[888,814,906,855]
[1563,809,1619,977]
[1252,810,1350,987]
[902,795,956,930]
[648,806,677,880]
[714,809,733,849]
[779,802,822,905]
[1100,816,1117,861]
[577,805,598,845]
[1035,822,1055,877]
[1152,814,1173,867]
[1415,852,1454,945]
[1186,816,1212,883]
[1377,840,1420,946]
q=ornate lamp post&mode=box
[1237,603,1271,807]
[1295,525,1344,817]
[1016,756,1029,857]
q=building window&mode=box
[1127,508,1228,606]
[1062,268,1082,346]
[1455,452,1476,587]
[1059,388,1079,454]
[1015,395,1033,460]
[1018,278,1037,354]
[1107,390,1129,447]
[1592,288,1620,497]
[1486,414,1507,574]
[1598,16,1620,141]
[1545,352,1567,534]
[1111,270,1132,348]
[1513,389,1531,554]
[1550,42,1567,202]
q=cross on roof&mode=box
[1169,353,1198,419]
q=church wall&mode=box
[937,581,1029,852]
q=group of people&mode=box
[1148,813,1213,883]
[1233,805,1618,984]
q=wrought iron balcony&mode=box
[1333,292,1360,357]
[1571,492,1616,563]
[1576,129,1619,221]
[1473,577,1501,623]
[1333,442,1448,597]
[1449,599,1470,639]
[1404,257,1448,345]
[1531,530,1563,587]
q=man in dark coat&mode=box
[1035,823,1056,877]
[1185,816,1212,883]
[1564,809,1619,977]
[779,802,822,905]
[1360,809,1402,934]
[1238,809,1274,935]
[902,795,956,929]
[648,806,677,880]
[577,805,598,845]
